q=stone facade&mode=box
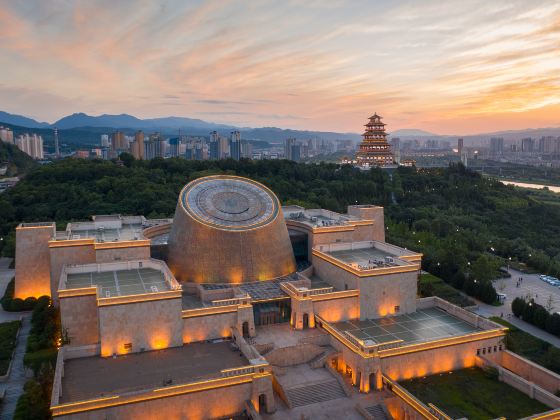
[98,297,183,356]
[60,294,99,346]
[14,223,55,298]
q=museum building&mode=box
[14,175,526,419]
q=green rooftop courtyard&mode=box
[399,367,550,420]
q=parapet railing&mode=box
[58,259,182,301]
[211,294,252,307]
[316,315,403,358]
[50,370,261,417]
[382,375,451,420]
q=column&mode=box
[359,370,370,393]
[375,369,383,390]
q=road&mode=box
[0,258,32,420]
[473,267,560,348]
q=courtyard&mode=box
[400,367,550,420]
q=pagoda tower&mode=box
[356,113,394,167]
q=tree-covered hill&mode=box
[0,141,37,177]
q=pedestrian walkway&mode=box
[0,316,30,420]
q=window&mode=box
[394,305,400,313]
[499,345,503,351]
[477,349,480,355]
[482,348,486,354]
[494,346,497,353]
[123,343,132,351]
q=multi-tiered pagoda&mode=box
[356,113,394,167]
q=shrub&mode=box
[546,313,560,335]
[511,297,526,318]
[10,298,24,312]
[23,297,37,311]
[522,300,536,323]
[533,306,550,330]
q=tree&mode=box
[522,300,536,323]
[533,305,550,329]
[480,281,498,304]
[511,297,526,318]
[545,313,560,336]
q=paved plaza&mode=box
[493,268,560,314]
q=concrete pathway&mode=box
[0,315,31,420]
[0,259,20,324]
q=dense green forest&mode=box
[1,156,560,302]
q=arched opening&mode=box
[258,393,267,413]
[369,372,376,391]
[303,313,309,329]
[242,321,249,338]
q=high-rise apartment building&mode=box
[241,140,253,159]
[284,138,296,160]
[521,137,534,153]
[110,131,127,151]
[130,131,145,160]
[489,137,504,157]
[230,131,241,161]
[457,138,463,156]
[100,134,110,147]
[15,133,44,159]
[539,136,559,154]
[169,137,180,158]
[0,126,14,144]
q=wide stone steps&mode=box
[365,404,388,420]
[285,380,347,407]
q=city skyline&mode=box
[1,1,559,135]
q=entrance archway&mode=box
[303,313,309,329]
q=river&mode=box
[500,180,560,193]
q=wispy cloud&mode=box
[0,0,558,134]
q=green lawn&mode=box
[400,367,550,420]
[418,273,475,307]
[490,317,560,374]
[0,320,21,375]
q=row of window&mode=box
[477,344,502,356]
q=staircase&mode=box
[285,380,347,407]
[365,404,389,420]
[309,347,337,369]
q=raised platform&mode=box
[332,307,479,346]
[66,267,169,298]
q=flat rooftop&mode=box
[60,341,249,403]
[326,246,411,269]
[67,223,144,242]
[201,275,301,301]
[332,307,480,346]
[66,268,169,297]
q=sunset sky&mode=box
[0,0,559,135]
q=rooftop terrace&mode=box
[283,206,359,229]
[313,241,421,273]
[332,307,480,346]
[60,341,249,403]
[66,267,170,298]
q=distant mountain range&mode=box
[0,111,361,143]
[1,110,559,146]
